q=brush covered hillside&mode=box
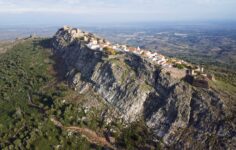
[0,27,235,150]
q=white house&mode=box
[89,38,98,45]
[121,45,127,51]
[145,51,157,58]
[86,43,100,50]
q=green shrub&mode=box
[173,63,185,69]
[104,47,117,55]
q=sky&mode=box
[0,0,236,26]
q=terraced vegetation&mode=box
[0,38,159,149]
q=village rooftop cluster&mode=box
[62,26,171,67]
[62,26,215,88]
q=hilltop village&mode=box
[61,26,215,88]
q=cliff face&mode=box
[52,27,235,149]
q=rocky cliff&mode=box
[52,26,235,149]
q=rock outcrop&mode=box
[52,26,235,149]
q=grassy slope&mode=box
[0,39,97,149]
[0,39,50,130]
[0,38,159,150]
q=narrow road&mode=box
[50,117,115,149]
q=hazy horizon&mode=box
[0,0,236,27]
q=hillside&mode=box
[0,27,235,149]
[0,37,159,149]
[52,27,236,149]
[92,27,236,91]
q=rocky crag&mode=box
[52,26,235,149]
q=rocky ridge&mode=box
[52,26,235,149]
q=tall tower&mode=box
[200,66,204,73]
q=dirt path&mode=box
[0,40,17,55]
[50,117,115,149]
[0,45,10,55]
